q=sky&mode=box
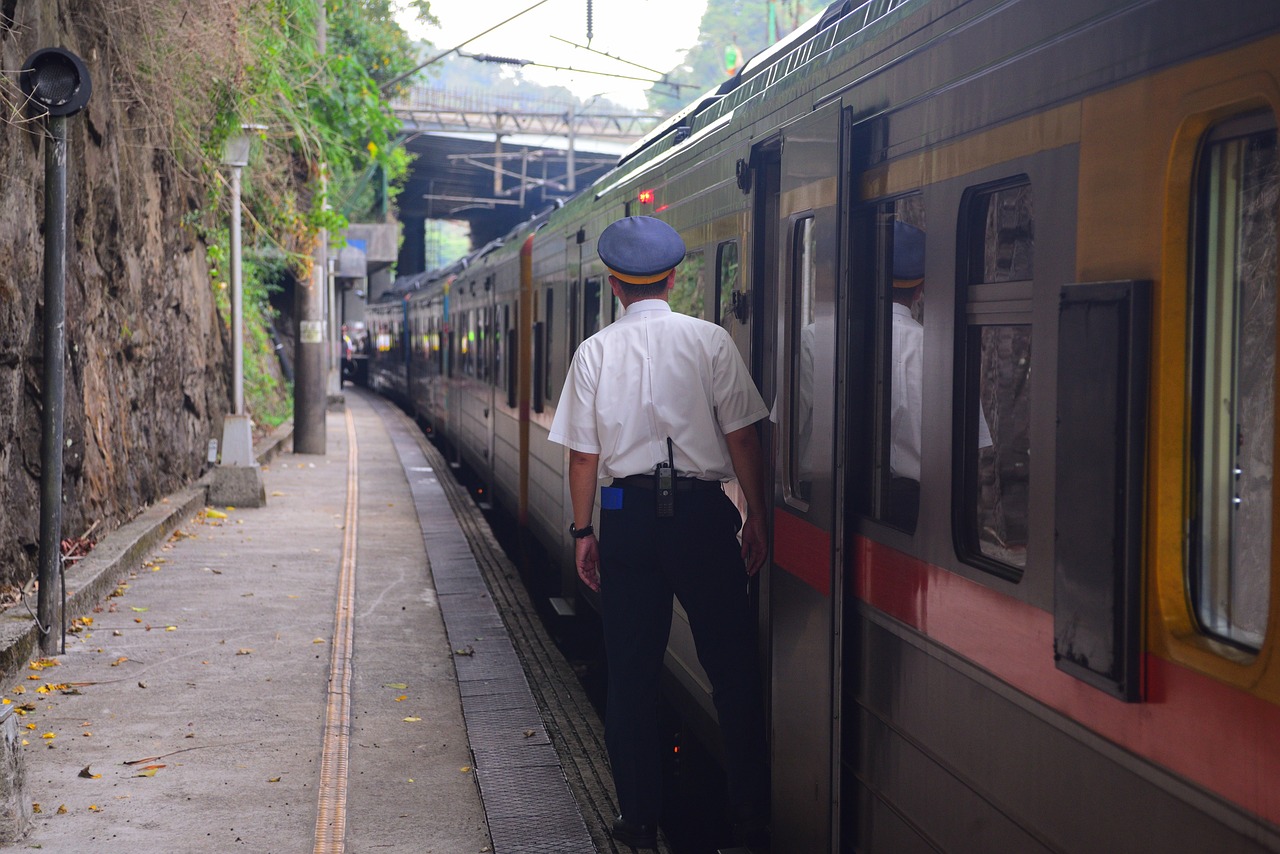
[395,0,710,109]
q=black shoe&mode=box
[611,816,658,849]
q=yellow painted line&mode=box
[314,408,360,853]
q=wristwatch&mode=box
[569,522,595,539]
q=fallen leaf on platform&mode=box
[10,686,24,695]
[110,657,128,667]
[271,491,285,497]
[403,717,421,722]
[384,683,408,690]
[523,730,535,738]
[29,658,59,671]
[395,695,407,702]
[31,803,40,814]
[267,776,281,783]
[130,607,148,613]
[138,682,147,689]
[134,764,165,777]
[41,732,55,740]
[24,724,34,731]
[78,766,101,779]
[165,626,177,632]
[454,646,474,656]
[236,649,253,656]
[82,732,91,737]
[56,804,67,814]
[88,804,100,811]
[205,509,228,520]
[460,766,471,773]
[312,638,326,644]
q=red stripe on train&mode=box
[854,535,1280,826]
[773,510,831,596]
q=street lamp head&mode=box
[222,124,266,168]
[222,135,252,168]
[21,48,92,118]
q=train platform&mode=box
[0,389,674,853]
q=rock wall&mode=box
[0,2,230,592]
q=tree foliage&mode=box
[647,0,824,114]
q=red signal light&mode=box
[638,189,655,205]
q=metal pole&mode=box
[231,164,245,415]
[294,0,328,454]
[37,115,68,655]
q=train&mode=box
[365,0,1280,850]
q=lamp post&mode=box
[209,126,266,508]
[22,48,92,654]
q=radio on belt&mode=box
[656,437,676,517]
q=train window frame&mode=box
[784,214,817,510]
[953,176,1035,582]
[543,286,555,402]
[1187,110,1277,653]
[716,240,741,327]
[582,276,603,341]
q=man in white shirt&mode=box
[548,216,770,850]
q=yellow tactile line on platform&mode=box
[314,408,360,853]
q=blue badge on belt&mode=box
[600,486,623,510]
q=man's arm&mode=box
[568,449,601,591]
[724,424,768,575]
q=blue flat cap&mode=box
[892,221,925,286]
[598,216,685,285]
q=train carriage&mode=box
[367,0,1280,849]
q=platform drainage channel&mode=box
[385,416,594,853]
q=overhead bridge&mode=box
[389,86,667,259]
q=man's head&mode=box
[892,220,925,305]
[598,216,685,301]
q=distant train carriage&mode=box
[366,0,1280,849]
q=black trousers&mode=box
[598,484,769,825]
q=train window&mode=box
[544,287,554,401]
[672,251,706,318]
[879,197,925,533]
[789,216,817,504]
[496,303,508,393]
[958,180,1034,577]
[1189,112,1277,650]
[716,240,740,328]
[583,277,602,339]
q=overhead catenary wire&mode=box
[379,0,553,93]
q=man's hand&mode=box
[576,535,601,592]
[740,512,767,576]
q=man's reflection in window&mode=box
[888,221,925,531]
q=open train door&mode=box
[763,100,844,853]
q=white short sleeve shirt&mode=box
[548,299,768,481]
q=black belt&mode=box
[612,474,723,492]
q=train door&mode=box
[764,101,843,854]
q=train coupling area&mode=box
[1,389,669,853]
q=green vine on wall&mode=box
[158,0,434,428]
